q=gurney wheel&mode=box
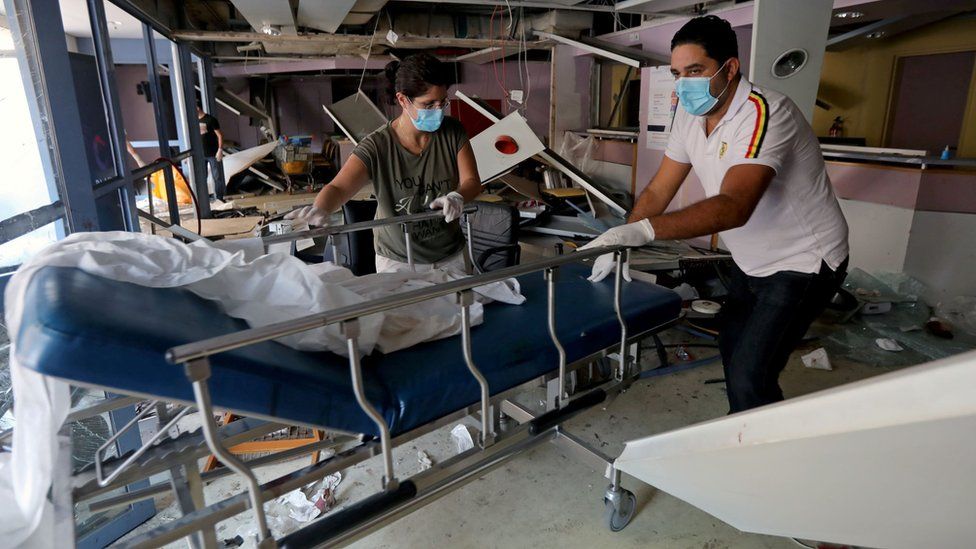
[603,488,637,532]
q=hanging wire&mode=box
[357,9,384,98]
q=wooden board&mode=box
[180,216,263,238]
[542,187,587,198]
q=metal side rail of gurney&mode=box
[107,239,675,549]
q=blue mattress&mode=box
[15,263,680,437]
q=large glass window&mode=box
[0,24,62,268]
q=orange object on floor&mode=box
[202,413,328,472]
[150,167,194,205]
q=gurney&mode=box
[11,209,682,548]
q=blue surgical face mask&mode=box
[675,60,732,116]
[408,104,444,132]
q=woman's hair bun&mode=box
[384,60,401,85]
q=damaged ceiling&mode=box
[95,0,976,67]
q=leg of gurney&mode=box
[458,290,495,447]
[341,320,399,490]
[155,401,219,549]
[169,463,219,549]
[54,424,76,545]
[613,250,630,381]
[545,267,569,409]
[185,358,275,549]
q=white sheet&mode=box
[1,231,523,545]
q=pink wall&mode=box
[115,64,163,167]
[273,76,334,150]
[450,60,552,139]
[551,46,594,150]
[216,77,265,149]
[827,163,921,209]
[915,170,976,214]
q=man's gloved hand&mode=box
[284,205,331,227]
[577,219,656,283]
[429,191,465,223]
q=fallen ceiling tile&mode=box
[616,349,976,549]
[470,112,545,183]
[323,91,389,145]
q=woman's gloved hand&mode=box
[284,205,331,227]
[429,191,465,223]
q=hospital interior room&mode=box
[2,0,976,547]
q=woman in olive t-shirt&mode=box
[287,52,481,272]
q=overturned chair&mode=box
[14,208,682,548]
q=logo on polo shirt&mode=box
[719,141,728,159]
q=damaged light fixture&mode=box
[771,48,808,79]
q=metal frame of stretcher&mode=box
[51,211,677,549]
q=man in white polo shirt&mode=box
[581,15,849,413]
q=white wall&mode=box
[904,210,976,301]
[838,199,914,274]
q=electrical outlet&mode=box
[510,89,524,103]
[629,32,640,43]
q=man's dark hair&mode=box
[671,15,739,66]
[385,52,450,99]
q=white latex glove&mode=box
[284,205,331,227]
[429,191,465,223]
[577,219,656,283]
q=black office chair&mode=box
[332,199,520,275]
[462,202,521,273]
[341,199,379,276]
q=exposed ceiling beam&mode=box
[536,30,665,67]
[392,0,618,13]
[453,46,520,64]
[614,0,709,13]
[172,30,549,50]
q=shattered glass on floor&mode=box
[823,269,976,368]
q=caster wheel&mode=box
[603,488,637,532]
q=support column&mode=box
[87,0,138,231]
[143,24,180,225]
[172,41,211,217]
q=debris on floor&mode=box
[801,348,832,371]
[418,450,433,471]
[451,424,475,453]
[282,489,321,523]
[236,472,343,539]
[222,535,244,548]
[309,472,342,515]
[875,338,903,352]
[825,269,976,367]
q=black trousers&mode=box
[718,257,848,413]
